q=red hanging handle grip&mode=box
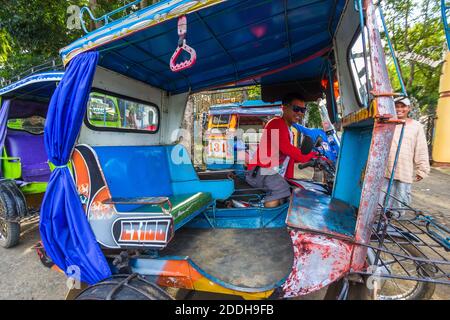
[170,15,197,72]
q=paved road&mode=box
[0,168,448,300]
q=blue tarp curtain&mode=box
[40,51,111,285]
[0,100,10,176]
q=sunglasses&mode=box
[291,105,307,113]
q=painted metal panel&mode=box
[281,231,352,297]
[332,125,373,208]
[286,189,356,238]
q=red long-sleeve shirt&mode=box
[247,117,315,179]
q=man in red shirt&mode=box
[245,93,317,207]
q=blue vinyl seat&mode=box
[92,144,234,229]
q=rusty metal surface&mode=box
[351,1,397,270]
[281,230,353,297]
[286,189,357,238]
[364,1,396,117]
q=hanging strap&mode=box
[170,15,197,72]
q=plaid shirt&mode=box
[385,119,430,184]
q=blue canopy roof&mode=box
[209,99,282,115]
[61,0,346,96]
[0,72,64,102]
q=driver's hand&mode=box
[310,151,320,160]
[299,151,320,165]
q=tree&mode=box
[0,1,137,80]
[382,0,445,115]
[0,0,86,79]
[0,29,11,64]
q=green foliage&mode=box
[247,86,261,100]
[0,0,87,79]
[0,1,139,80]
[305,102,322,128]
[0,29,12,64]
[0,1,161,80]
[382,0,445,115]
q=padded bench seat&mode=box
[72,144,233,250]
[3,130,50,182]
[131,192,213,230]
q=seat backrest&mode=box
[5,130,47,165]
[93,145,174,199]
[4,130,50,182]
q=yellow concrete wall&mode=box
[432,51,450,164]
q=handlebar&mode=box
[298,159,317,170]
[298,157,336,176]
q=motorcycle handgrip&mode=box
[298,160,316,170]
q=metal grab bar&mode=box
[0,59,62,87]
[80,0,144,34]
[442,0,450,49]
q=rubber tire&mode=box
[375,244,436,300]
[0,221,20,248]
[0,180,27,219]
[0,180,27,249]
[75,274,174,300]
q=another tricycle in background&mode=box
[205,100,281,172]
[0,61,63,248]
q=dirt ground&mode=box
[411,167,450,228]
[410,167,450,300]
[0,168,448,300]
[0,217,67,299]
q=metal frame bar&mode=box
[327,0,339,38]
[326,59,338,122]
[194,12,240,83]
[377,3,407,96]
[374,122,406,264]
[441,0,450,49]
[0,59,62,87]
[80,0,144,34]
[355,0,371,108]
[283,0,293,64]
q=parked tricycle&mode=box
[0,62,63,248]
[35,0,449,300]
[205,100,283,172]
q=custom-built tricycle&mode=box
[205,99,283,172]
[0,62,63,247]
[37,0,449,300]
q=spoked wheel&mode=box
[75,274,174,300]
[369,241,436,300]
[0,219,20,248]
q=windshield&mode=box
[210,114,231,128]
